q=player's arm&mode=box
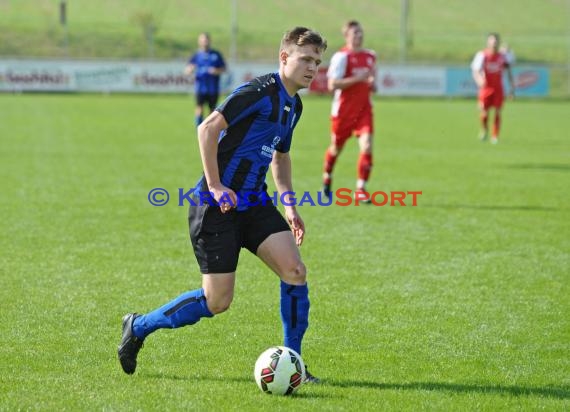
[472,69,485,88]
[197,111,237,211]
[208,52,227,75]
[184,63,196,76]
[271,151,305,246]
[471,51,485,88]
[328,72,371,91]
[326,52,370,91]
[208,60,226,76]
[208,67,226,75]
[369,62,378,92]
[506,65,515,98]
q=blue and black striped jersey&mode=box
[194,72,303,210]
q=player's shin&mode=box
[493,112,501,138]
[324,149,338,175]
[480,112,489,131]
[132,288,213,339]
[357,153,373,183]
[280,281,310,355]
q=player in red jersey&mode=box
[322,20,376,201]
[471,33,515,144]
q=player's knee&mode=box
[207,300,231,314]
[206,294,233,314]
[329,143,340,156]
[282,260,307,285]
[359,135,373,153]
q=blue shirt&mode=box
[189,49,226,95]
[194,72,303,210]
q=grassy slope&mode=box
[0,94,568,410]
[0,0,568,63]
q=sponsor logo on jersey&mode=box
[261,136,281,158]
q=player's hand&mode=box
[184,65,195,77]
[209,183,237,213]
[474,77,485,88]
[285,208,305,246]
[368,75,377,91]
[356,70,372,83]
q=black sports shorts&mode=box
[188,199,291,274]
[196,93,219,112]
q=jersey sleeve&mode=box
[213,50,226,69]
[471,51,484,71]
[327,51,347,80]
[366,49,377,64]
[216,83,265,127]
[275,133,291,153]
[275,97,303,154]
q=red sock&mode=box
[493,112,501,137]
[357,153,373,181]
[324,149,338,177]
[480,112,489,132]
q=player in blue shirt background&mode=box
[119,27,327,383]
[184,32,227,126]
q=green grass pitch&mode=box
[0,93,568,410]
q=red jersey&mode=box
[471,50,512,90]
[327,47,376,117]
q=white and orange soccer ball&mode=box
[254,346,306,395]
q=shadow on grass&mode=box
[508,163,570,172]
[326,380,570,399]
[143,373,333,399]
[423,204,558,212]
[143,373,569,399]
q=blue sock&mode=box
[133,288,213,339]
[280,281,309,355]
[195,115,203,127]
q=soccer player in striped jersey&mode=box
[471,33,515,144]
[322,20,376,202]
[119,27,327,383]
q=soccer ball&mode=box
[254,346,306,395]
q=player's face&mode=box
[487,35,499,51]
[198,34,210,50]
[280,45,323,93]
[345,25,364,49]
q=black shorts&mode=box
[196,93,219,112]
[188,200,291,274]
